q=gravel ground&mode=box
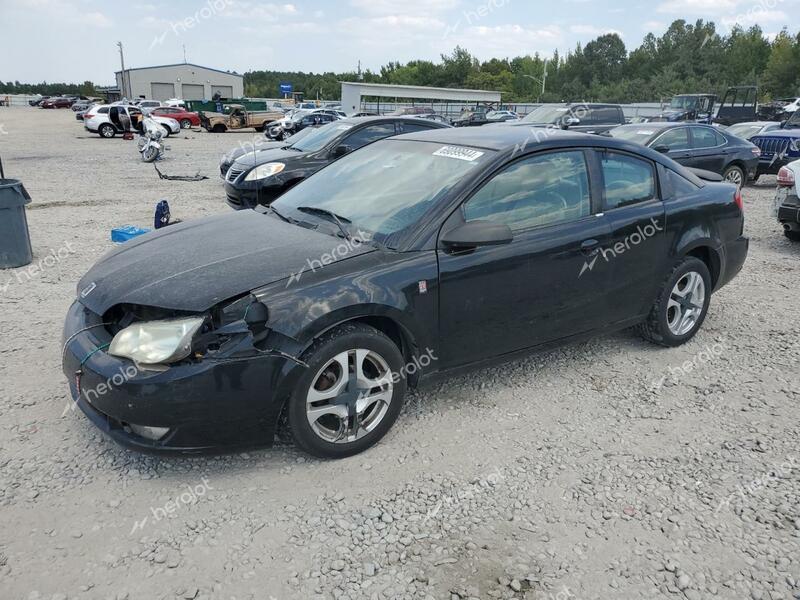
[0,107,799,600]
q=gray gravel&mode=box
[0,107,799,600]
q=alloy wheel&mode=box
[724,167,743,187]
[666,271,706,336]
[306,348,394,444]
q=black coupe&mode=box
[62,125,748,458]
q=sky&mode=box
[0,0,798,85]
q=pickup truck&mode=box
[201,104,285,133]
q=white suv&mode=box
[84,105,180,138]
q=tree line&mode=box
[243,20,800,103]
[3,20,799,103]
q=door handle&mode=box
[581,239,600,256]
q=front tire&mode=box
[141,145,160,163]
[99,124,116,138]
[723,165,745,188]
[287,323,406,459]
[180,118,192,129]
[638,257,712,347]
[161,125,171,137]
[785,229,800,242]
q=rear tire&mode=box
[212,124,226,133]
[785,229,800,242]
[99,124,116,138]
[180,118,192,129]
[723,165,745,188]
[287,323,406,459]
[638,257,712,347]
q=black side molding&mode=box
[687,168,724,182]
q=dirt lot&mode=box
[0,107,799,600]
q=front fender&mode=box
[252,250,439,359]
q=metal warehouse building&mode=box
[115,63,244,101]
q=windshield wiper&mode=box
[268,205,295,223]
[297,206,353,241]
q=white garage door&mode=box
[150,83,175,101]
[211,85,233,99]
[182,84,205,100]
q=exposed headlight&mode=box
[244,162,285,181]
[109,317,205,365]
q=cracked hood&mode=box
[77,210,374,315]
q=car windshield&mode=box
[521,105,570,124]
[727,124,761,138]
[608,126,658,145]
[289,121,354,152]
[670,96,700,110]
[785,112,800,128]
[269,139,493,249]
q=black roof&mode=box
[338,115,449,127]
[393,122,596,151]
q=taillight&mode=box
[734,188,743,212]
[777,166,795,187]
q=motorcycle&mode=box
[137,116,167,163]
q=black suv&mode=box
[519,103,625,134]
[224,116,450,209]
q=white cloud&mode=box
[349,0,458,15]
[85,11,113,28]
[569,25,624,37]
[657,0,740,13]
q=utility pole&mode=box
[117,41,129,100]
[183,44,187,64]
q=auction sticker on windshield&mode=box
[433,146,485,162]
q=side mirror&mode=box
[653,144,671,154]
[331,144,352,158]
[561,116,580,129]
[441,221,513,249]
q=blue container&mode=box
[111,225,151,243]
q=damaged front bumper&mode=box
[61,301,305,454]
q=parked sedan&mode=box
[41,97,75,109]
[725,121,782,140]
[775,160,800,241]
[608,123,760,186]
[224,116,450,209]
[151,107,201,128]
[520,103,626,134]
[62,125,747,457]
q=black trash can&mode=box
[0,179,33,269]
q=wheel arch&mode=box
[682,243,721,288]
[305,312,421,383]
